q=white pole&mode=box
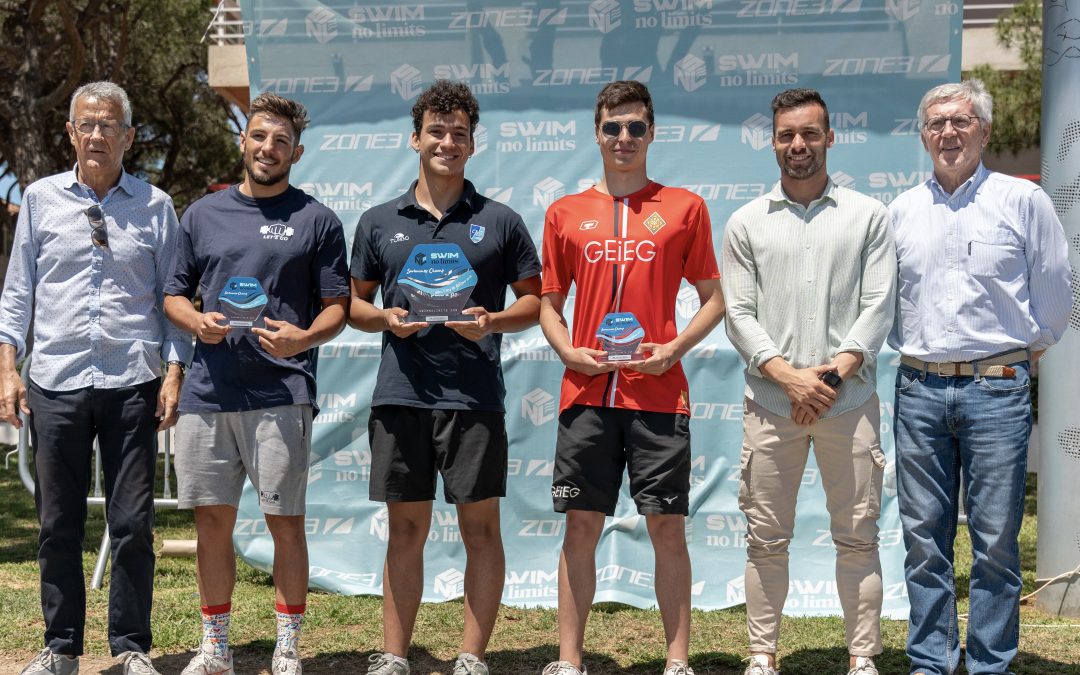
[1035,0,1080,618]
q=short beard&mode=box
[244,158,290,187]
[781,153,824,180]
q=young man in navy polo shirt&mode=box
[349,80,542,675]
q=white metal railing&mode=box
[203,0,245,45]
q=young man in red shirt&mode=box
[538,80,726,675]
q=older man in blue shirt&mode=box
[0,81,191,675]
[889,79,1072,675]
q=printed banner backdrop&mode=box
[235,0,961,617]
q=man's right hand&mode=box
[195,312,231,344]
[0,367,29,428]
[383,307,428,338]
[561,346,619,376]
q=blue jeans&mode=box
[894,363,1031,675]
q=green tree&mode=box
[0,0,242,247]
[967,0,1042,155]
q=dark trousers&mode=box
[28,378,160,657]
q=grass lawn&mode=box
[0,460,1077,674]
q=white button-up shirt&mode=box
[722,179,897,419]
[888,163,1072,361]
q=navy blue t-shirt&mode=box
[351,180,541,412]
[166,185,350,413]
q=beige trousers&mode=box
[739,395,885,656]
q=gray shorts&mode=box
[174,404,313,515]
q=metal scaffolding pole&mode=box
[1035,0,1080,618]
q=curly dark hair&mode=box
[411,80,480,137]
[770,88,830,131]
[249,92,310,142]
[594,80,654,128]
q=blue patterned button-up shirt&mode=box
[0,168,193,390]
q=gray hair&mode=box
[917,79,993,129]
[69,81,133,127]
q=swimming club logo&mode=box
[469,224,486,244]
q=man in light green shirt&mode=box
[721,88,896,675]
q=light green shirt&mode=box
[721,179,896,419]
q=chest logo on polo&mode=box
[642,212,666,235]
[469,224,486,244]
[580,220,598,230]
[260,223,295,241]
[390,232,410,243]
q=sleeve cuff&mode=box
[162,338,194,366]
[748,347,782,378]
[837,341,875,382]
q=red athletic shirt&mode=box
[541,182,719,415]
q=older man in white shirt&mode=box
[889,79,1072,675]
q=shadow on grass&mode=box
[0,455,195,564]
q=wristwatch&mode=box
[166,360,187,375]
[821,370,842,388]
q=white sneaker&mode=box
[179,644,234,675]
[19,649,79,675]
[273,648,302,675]
[743,655,779,675]
[366,653,410,675]
[846,657,878,675]
[540,661,587,675]
[663,661,694,675]
[117,652,161,675]
[453,653,489,675]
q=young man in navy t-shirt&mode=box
[349,80,541,675]
[164,93,349,675]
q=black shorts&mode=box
[368,405,508,503]
[552,405,691,516]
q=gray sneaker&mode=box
[367,653,410,675]
[117,652,161,675]
[663,661,694,675]
[273,648,302,675]
[540,662,587,675]
[179,644,234,675]
[453,653,489,675]
[743,656,779,675]
[19,649,78,675]
[846,657,878,675]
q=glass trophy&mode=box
[595,312,645,363]
[396,243,479,323]
[218,277,268,329]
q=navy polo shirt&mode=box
[351,180,541,412]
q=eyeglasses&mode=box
[600,120,649,139]
[924,114,980,134]
[72,119,127,137]
[86,205,108,247]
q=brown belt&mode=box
[899,349,1029,377]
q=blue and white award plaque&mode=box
[397,243,478,323]
[218,277,268,328]
[595,312,645,363]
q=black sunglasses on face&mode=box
[86,205,108,248]
[600,120,649,139]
